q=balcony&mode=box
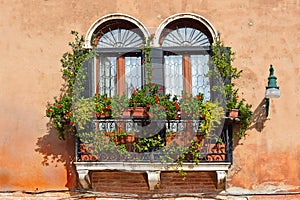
[74,118,234,190]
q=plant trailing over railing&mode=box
[211,40,253,138]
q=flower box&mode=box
[122,107,149,119]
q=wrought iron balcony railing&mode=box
[75,119,233,164]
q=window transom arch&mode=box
[97,28,142,48]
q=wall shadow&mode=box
[248,98,268,132]
[35,122,77,189]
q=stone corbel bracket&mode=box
[146,171,161,190]
[77,169,91,189]
[216,170,227,190]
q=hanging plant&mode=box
[211,40,253,138]
[46,31,95,139]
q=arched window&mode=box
[158,18,214,101]
[86,16,149,97]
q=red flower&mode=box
[107,105,111,109]
[155,96,159,104]
[175,103,179,110]
[197,95,202,100]
[163,106,167,109]
[236,95,239,98]
[96,112,101,117]
[65,112,71,117]
[201,114,205,119]
[69,121,74,125]
[56,104,62,109]
[159,86,163,91]
[47,109,52,113]
[146,104,150,108]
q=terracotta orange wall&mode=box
[0,0,299,192]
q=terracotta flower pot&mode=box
[122,107,149,119]
[166,132,176,145]
[228,109,239,118]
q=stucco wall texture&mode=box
[0,0,299,194]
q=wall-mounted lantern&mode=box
[265,65,280,117]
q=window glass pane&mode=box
[164,55,183,97]
[125,56,142,97]
[191,54,210,101]
[98,56,117,96]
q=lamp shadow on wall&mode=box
[248,98,268,132]
[35,122,77,189]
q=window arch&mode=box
[85,14,149,97]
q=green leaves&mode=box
[46,30,95,139]
[211,40,252,138]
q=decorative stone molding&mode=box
[85,13,150,48]
[74,162,230,190]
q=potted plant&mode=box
[95,94,112,119]
[179,93,205,119]
[46,94,74,139]
[226,88,240,118]
[158,93,179,120]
